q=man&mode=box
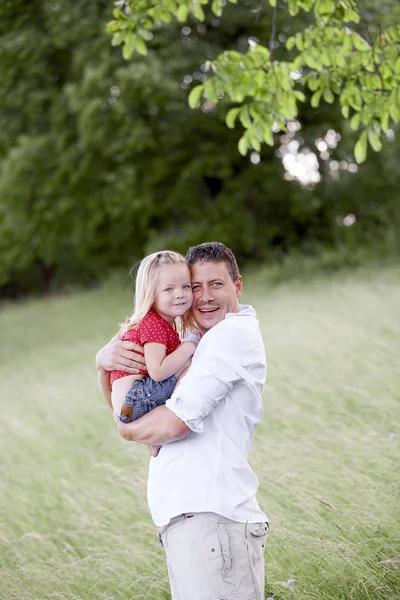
[96,242,268,600]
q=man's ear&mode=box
[235,275,243,298]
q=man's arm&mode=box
[96,334,146,373]
[116,325,245,445]
[116,405,190,445]
[98,369,112,409]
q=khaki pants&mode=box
[159,512,268,600]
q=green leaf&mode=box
[249,105,261,120]
[320,52,331,67]
[249,135,261,151]
[111,33,124,47]
[106,20,122,34]
[122,40,134,60]
[381,111,389,133]
[192,2,205,20]
[352,33,370,51]
[316,0,335,17]
[347,86,362,111]
[341,105,349,118]
[134,37,148,56]
[343,34,353,55]
[188,85,204,108]
[239,106,252,128]
[304,52,319,69]
[388,102,400,124]
[112,7,125,19]
[294,91,306,102]
[163,0,176,12]
[176,4,189,21]
[354,131,367,164]
[269,0,277,6]
[260,123,274,145]
[211,0,222,16]
[323,88,334,104]
[160,10,172,23]
[311,90,322,108]
[336,53,346,68]
[140,28,154,42]
[286,36,296,51]
[254,70,265,88]
[226,107,241,129]
[347,8,360,23]
[238,136,248,155]
[254,45,271,60]
[380,64,392,80]
[292,55,304,71]
[350,112,361,131]
[365,74,381,91]
[204,79,218,103]
[295,33,304,51]
[306,76,320,92]
[368,129,382,152]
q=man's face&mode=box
[190,261,243,333]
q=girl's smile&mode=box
[153,263,193,326]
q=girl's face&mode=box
[153,263,193,325]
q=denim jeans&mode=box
[119,375,178,423]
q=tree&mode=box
[0,0,150,293]
[1,0,399,296]
[107,0,400,163]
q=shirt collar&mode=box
[225,304,256,319]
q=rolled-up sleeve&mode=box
[166,325,246,433]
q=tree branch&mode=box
[269,3,278,56]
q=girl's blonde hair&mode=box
[121,250,196,335]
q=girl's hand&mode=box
[96,339,146,373]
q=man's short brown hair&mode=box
[186,242,240,282]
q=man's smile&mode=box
[197,306,219,314]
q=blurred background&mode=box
[1,3,400,599]
[0,0,399,299]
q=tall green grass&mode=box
[1,264,399,599]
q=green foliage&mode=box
[1,0,400,296]
[0,0,157,293]
[109,0,400,163]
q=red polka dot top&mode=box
[110,310,181,386]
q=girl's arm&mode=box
[144,341,197,382]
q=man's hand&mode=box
[114,405,190,446]
[113,411,161,457]
[148,445,161,457]
[96,337,146,373]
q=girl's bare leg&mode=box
[111,374,144,418]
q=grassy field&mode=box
[1,263,399,600]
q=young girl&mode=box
[101,250,197,424]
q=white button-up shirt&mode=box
[147,305,267,526]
